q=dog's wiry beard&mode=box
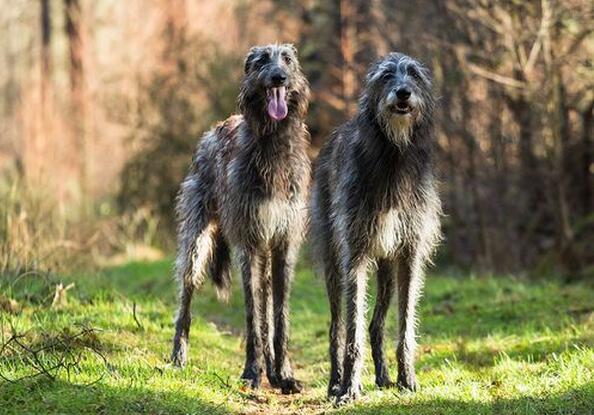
[377,105,413,147]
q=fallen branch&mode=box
[0,325,108,386]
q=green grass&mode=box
[1,260,593,414]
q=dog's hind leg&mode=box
[325,253,344,398]
[259,253,279,387]
[171,281,194,367]
[271,239,302,394]
[369,258,396,388]
[171,174,215,367]
[171,219,218,367]
[396,251,424,392]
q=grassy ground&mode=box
[1,259,593,414]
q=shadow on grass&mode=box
[1,377,592,415]
[338,383,594,415]
[2,260,593,414]
[0,378,231,415]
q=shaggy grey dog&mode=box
[310,52,441,405]
[170,44,310,394]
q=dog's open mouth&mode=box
[267,87,288,121]
[393,102,412,115]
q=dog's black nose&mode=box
[396,87,412,100]
[271,71,287,85]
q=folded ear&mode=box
[367,63,385,85]
[284,43,298,57]
[366,57,399,85]
[244,47,261,74]
[418,64,433,85]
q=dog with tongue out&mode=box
[171,43,311,395]
[267,85,288,120]
[238,43,309,133]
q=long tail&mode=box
[175,174,231,300]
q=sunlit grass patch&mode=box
[1,259,593,414]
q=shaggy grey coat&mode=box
[171,44,310,394]
[310,52,442,405]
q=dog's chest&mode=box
[258,196,302,241]
[371,208,405,258]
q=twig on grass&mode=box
[0,325,109,386]
[132,302,144,331]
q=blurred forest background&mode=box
[1,0,593,279]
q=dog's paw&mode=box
[280,377,302,394]
[327,381,341,398]
[334,385,361,406]
[170,345,187,368]
[266,371,281,388]
[376,376,396,389]
[240,366,261,389]
[396,372,417,392]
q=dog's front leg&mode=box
[259,253,279,387]
[336,256,369,405]
[239,249,264,388]
[396,251,424,392]
[271,238,302,394]
[370,258,396,388]
[325,253,344,398]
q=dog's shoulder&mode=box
[214,114,244,139]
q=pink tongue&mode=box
[267,86,288,121]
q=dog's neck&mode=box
[243,111,303,139]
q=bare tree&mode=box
[40,0,51,110]
[161,0,186,74]
[65,0,88,203]
[339,0,375,117]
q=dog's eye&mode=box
[258,53,270,64]
[283,54,292,64]
[408,67,422,81]
[381,71,393,80]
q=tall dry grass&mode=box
[0,173,78,276]
[0,171,165,278]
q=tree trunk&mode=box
[28,0,53,183]
[40,0,51,109]
[542,0,577,274]
[551,71,577,274]
[339,0,357,117]
[489,86,520,270]
[161,0,186,74]
[457,81,493,269]
[354,0,375,80]
[506,94,539,208]
[339,0,375,118]
[65,0,88,205]
[579,100,593,215]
